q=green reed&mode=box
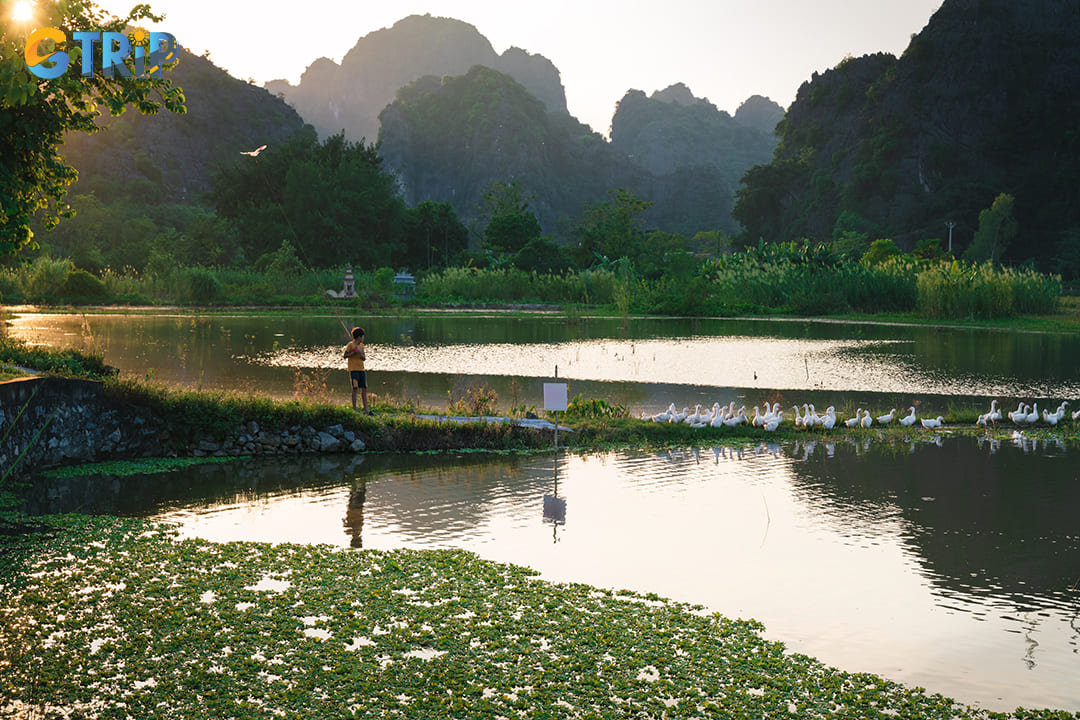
[916,260,1060,319]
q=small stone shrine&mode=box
[326,266,358,299]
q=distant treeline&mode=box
[1,127,1065,320]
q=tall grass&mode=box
[0,262,388,307]
[706,254,917,314]
[916,261,1060,319]
[418,267,620,305]
[0,251,1062,320]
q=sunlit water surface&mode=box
[22,437,1080,713]
[6,312,1080,412]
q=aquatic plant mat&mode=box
[1,517,1074,719]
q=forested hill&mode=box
[377,67,740,236]
[60,47,305,203]
[610,84,780,194]
[265,14,568,143]
[733,0,1080,270]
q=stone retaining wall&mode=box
[0,377,365,482]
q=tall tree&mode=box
[1,0,185,258]
[405,201,468,269]
[964,193,1017,264]
[211,131,408,268]
[477,180,541,256]
[571,188,652,266]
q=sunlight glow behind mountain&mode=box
[96,0,942,136]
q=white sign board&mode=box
[543,383,568,412]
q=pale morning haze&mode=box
[95,0,944,136]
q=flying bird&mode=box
[241,144,267,156]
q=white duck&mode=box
[860,409,873,428]
[820,406,837,430]
[723,408,747,427]
[921,415,944,429]
[876,408,897,425]
[1073,407,1080,421]
[844,409,863,428]
[1042,407,1060,426]
[1053,401,1069,423]
[1023,403,1039,425]
[651,404,674,423]
[898,406,917,426]
[987,400,1002,425]
[1008,402,1028,424]
[792,405,805,428]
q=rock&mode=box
[350,439,366,452]
[316,432,340,452]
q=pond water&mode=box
[6,310,1080,712]
[20,437,1080,713]
[6,310,1080,414]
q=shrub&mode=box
[25,256,74,301]
[58,269,111,304]
[562,394,629,420]
[447,382,499,416]
[176,267,223,304]
[861,238,902,266]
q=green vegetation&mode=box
[3,516,1074,719]
[37,455,242,479]
[732,3,1080,279]
[0,242,1066,322]
[1,0,185,257]
[0,337,112,379]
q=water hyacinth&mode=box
[0,516,1075,719]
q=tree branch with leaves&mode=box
[1,0,185,258]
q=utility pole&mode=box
[945,221,956,253]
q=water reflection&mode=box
[17,437,1080,711]
[7,312,1080,412]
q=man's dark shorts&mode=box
[350,371,367,389]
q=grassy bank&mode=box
[67,373,1080,453]
[1,515,1075,719]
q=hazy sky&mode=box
[91,0,943,136]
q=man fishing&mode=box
[343,326,372,416]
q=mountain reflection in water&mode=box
[19,436,1080,712]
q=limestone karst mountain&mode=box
[733,0,1080,271]
[377,68,751,236]
[265,14,567,143]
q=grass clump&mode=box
[0,338,113,379]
